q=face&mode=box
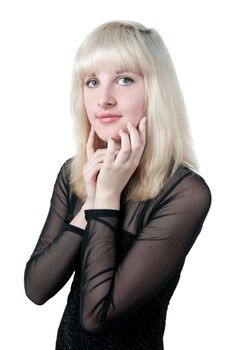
[83,66,146,149]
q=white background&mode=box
[0,0,232,349]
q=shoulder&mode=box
[54,157,74,187]
[151,165,212,215]
[59,157,74,176]
[167,166,212,215]
[178,168,211,202]
[63,156,74,169]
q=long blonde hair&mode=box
[68,20,199,203]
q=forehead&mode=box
[88,69,123,75]
[87,69,140,77]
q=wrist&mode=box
[83,200,94,210]
[94,191,120,210]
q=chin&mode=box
[100,133,121,142]
[111,135,121,142]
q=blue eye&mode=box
[118,77,134,86]
[85,79,98,88]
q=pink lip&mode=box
[98,116,121,124]
[97,113,121,119]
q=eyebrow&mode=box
[89,70,125,77]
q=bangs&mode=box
[74,24,149,80]
[76,46,144,80]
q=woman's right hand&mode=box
[83,126,119,204]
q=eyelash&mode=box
[85,76,134,88]
[118,77,134,85]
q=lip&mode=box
[97,113,121,119]
[98,116,121,123]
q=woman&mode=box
[24,20,212,349]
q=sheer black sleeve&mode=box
[24,159,85,305]
[79,173,212,334]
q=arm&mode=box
[79,174,212,333]
[24,159,89,305]
[69,200,94,228]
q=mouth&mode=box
[97,113,122,119]
[97,113,122,124]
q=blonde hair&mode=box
[68,20,199,203]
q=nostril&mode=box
[98,98,116,107]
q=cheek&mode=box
[136,87,146,113]
[127,96,145,117]
[138,98,146,114]
[83,90,89,104]
[83,92,94,115]
[126,86,145,115]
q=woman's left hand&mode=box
[96,117,147,197]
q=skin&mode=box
[83,68,146,150]
[82,67,147,203]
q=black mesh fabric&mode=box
[24,158,211,349]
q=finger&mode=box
[84,152,106,177]
[114,129,131,167]
[85,149,120,176]
[132,117,147,164]
[86,126,95,160]
[93,148,120,161]
[83,161,102,182]
[139,117,147,145]
[83,150,107,181]
[126,121,141,161]
[121,118,147,166]
[103,137,116,167]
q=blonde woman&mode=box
[24,20,212,349]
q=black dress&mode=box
[24,158,211,349]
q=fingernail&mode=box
[143,117,147,123]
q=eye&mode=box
[85,79,98,88]
[118,77,134,86]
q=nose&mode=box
[97,88,116,108]
[98,99,115,108]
